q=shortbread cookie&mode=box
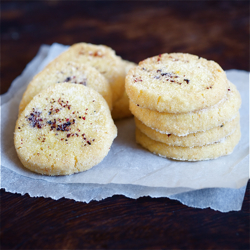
[136,125,241,161]
[111,92,133,120]
[112,60,137,120]
[126,53,229,113]
[19,61,112,114]
[53,43,125,102]
[14,83,117,176]
[130,82,241,136]
[135,113,239,147]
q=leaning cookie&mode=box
[14,83,117,176]
[111,60,137,120]
[136,125,241,161]
[19,61,112,115]
[111,92,133,120]
[135,113,239,147]
[130,82,241,136]
[53,43,125,103]
[126,53,229,113]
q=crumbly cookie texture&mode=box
[53,43,125,103]
[126,53,229,113]
[14,83,117,176]
[130,82,241,136]
[111,60,137,120]
[19,61,112,115]
[135,113,239,147]
[136,125,241,161]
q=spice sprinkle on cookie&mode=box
[126,53,241,161]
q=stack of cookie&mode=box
[15,42,136,176]
[126,53,241,161]
[19,43,135,120]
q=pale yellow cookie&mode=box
[126,53,229,113]
[14,83,117,176]
[123,60,137,74]
[136,125,241,161]
[111,60,137,120]
[135,113,239,147]
[130,82,241,136]
[53,43,125,102]
[19,61,112,115]
[111,91,133,120]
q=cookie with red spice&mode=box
[53,43,125,103]
[14,83,117,176]
[126,53,229,113]
[19,61,112,115]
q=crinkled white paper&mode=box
[1,43,249,212]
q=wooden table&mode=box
[1,1,249,249]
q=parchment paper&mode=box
[1,43,249,212]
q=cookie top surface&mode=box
[19,61,112,114]
[15,83,117,176]
[126,53,229,113]
[54,43,125,102]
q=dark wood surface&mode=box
[1,1,249,249]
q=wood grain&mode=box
[1,186,249,250]
[1,1,249,249]
[1,1,249,95]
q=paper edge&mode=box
[0,44,249,193]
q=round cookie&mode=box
[136,125,241,161]
[130,82,241,136]
[19,61,113,115]
[135,113,239,147]
[14,83,117,176]
[111,91,133,120]
[53,43,125,103]
[111,60,137,120]
[126,53,229,113]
